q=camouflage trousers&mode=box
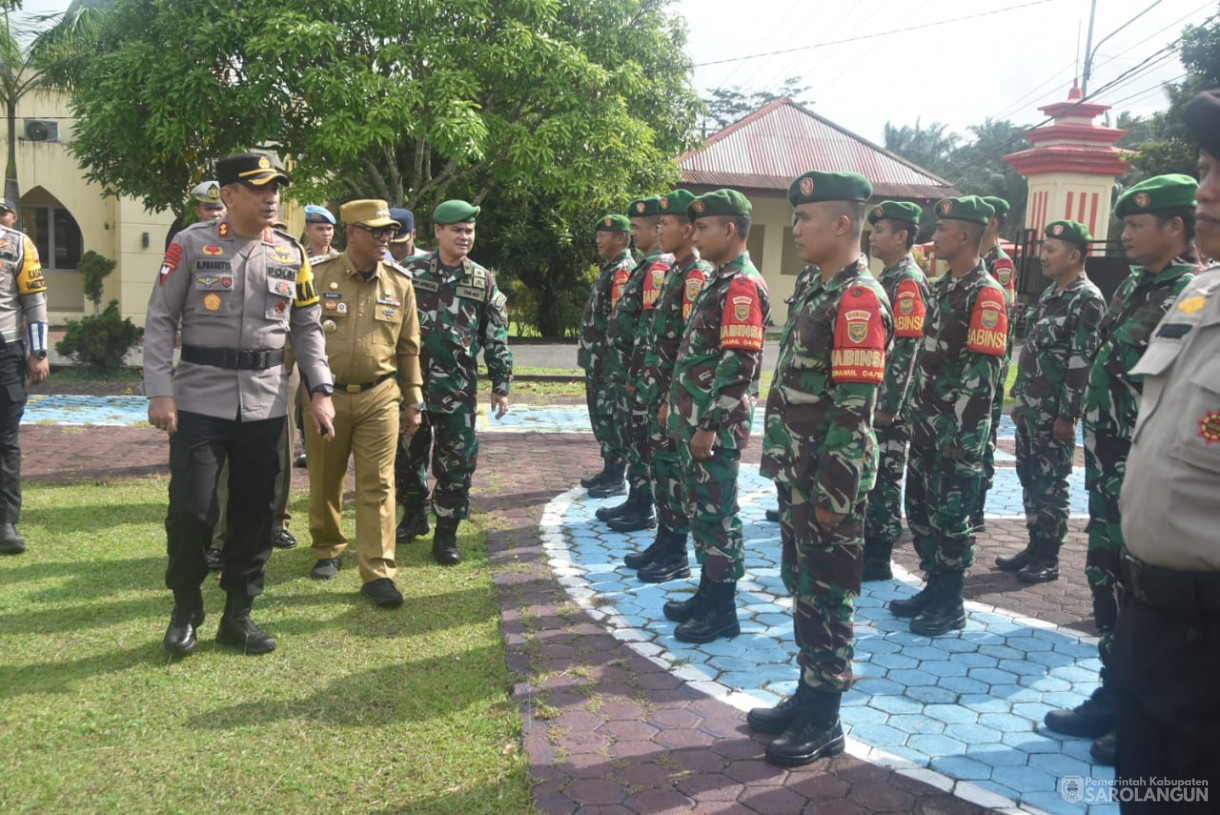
[777,483,865,692]
[1014,422,1073,550]
[905,442,980,574]
[396,409,478,520]
[616,384,650,491]
[676,437,743,582]
[863,422,910,546]
[585,369,623,464]
[978,358,1009,519]
[648,407,689,534]
[1083,430,1128,654]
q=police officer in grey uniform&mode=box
[0,220,49,555]
[1112,88,1220,805]
[146,152,335,656]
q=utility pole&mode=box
[1082,0,1162,96]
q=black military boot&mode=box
[747,677,809,734]
[995,539,1039,572]
[0,523,26,555]
[163,589,205,655]
[623,526,666,570]
[674,580,740,643]
[432,517,461,566]
[765,687,846,766]
[861,537,893,582]
[663,571,709,622]
[1045,671,1115,738]
[396,503,430,543]
[580,460,613,489]
[606,490,656,533]
[910,571,966,635]
[215,594,276,655]
[1017,539,1061,584]
[1090,730,1116,766]
[596,484,638,522]
[587,461,626,498]
[889,574,939,619]
[636,529,690,583]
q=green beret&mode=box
[1045,219,1091,247]
[1114,174,1198,217]
[934,195,995,225]
[1185,89,1220,158]
[868,200,923,226]
[688,189,752,220]
[628,197,662,218]
[787,170,872,207]
[595,214,631,233]
[981,196,1011,219]
[433,199,480,225]
[658,189,697,217]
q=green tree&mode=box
[882,118,959,179]
[953,118,1032,237]
[701,77,813,133]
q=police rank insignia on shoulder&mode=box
[1178,295,1206,314]
[831,286,886,384]
[967,286,1009,355]
[893,278,926,338]
[719,277,764,351]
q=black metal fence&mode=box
[1012,229,1130,304]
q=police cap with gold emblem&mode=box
[1185,88,1220,157]
[687,189,752,221]
[867,200,922,226]
[628,197,662,218]
[787,170,872,207]
[934,195,995,225]
[1044,219,1091,250]
[433,199,480,225]
[982,196,1011,219]
[191,181,224,210]
[1114,174,1198,218]
[595,214,631,232]
[340,199,401,229]
[658,189,697,217]
[217,152,291,187]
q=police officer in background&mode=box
[0,208,49,556]
[1111,88,1220,807]
[388,208,429,264]
[303,205,338,260]
[146,152,335,656]
[191,181,227,223]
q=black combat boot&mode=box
[995,538,1039,572]
[861,537,893,582]
[765,688,846,766]
[674,580,740,643]
[1017,539,1061,584]
[910,571,967,635]
[215,594,276,655]
[747,676,809,734]
[1090,730,1116,766]
[606,489,656,533]
[889,574,939,619]
[636,529,690,583]
[163,588,205,655]
[0,523,26,555]
[663,571,709,622]
[587,461,626,498]
[432,517,461,565]
[396,503,431,543]
[580,460,614,489]
[596,484,639,521]
[623,526,666,570]
[1045,669,1115,738]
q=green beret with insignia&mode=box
[787,170,872,207]
[596,214,631,233]
[433,199,480,225]
[934,195,995,225]
[1044,219,1091,248]
[658,189,697,216]
[867,200,923,226]
[628,197,662,218]
[1113,174,1198,218]
[981,196,1011,219]
[687,189,752,220]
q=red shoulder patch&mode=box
[642,261,668,310]
[683,267,708,322]
[832,286,887,384]
[610,266,630,307]
[967,286,1009,355]
[159,242,183,286]
[720,277,764,351]
[893,278,926,339]
[992,256,1016,302]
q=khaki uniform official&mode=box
[306,200,422,602]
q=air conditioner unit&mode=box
[23,120,59,142]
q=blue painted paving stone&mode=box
[930,754,995,781]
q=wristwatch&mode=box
[408,401,426,411]
[311,382,334,397]
[34,350,47,360]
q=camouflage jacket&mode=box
[578,249,634,373]
[984,243,1017,305]
[760,258,894,513]
[1083,258,1198,438]
[874,254,930,419]
[607,248,672,384]
[666,252,771,450]
[640,250,712,406]
[908,261,1007,455]
[406,254,513,412]
[1012,275,1106,432]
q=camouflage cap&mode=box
[687,189,752,220]
[867,200,923,226]
[787,170,872,207]
[1045,219,1091,248]
[595,213,631,232]
[433,199,480,225]
[981,196,1011,219]
[1114,174,1198,217]
[628,197,662,218]
[1185,88,1220,158]
[934,195,995,225]
[658,189,697,216]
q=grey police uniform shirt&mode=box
[143,219,333,421]
[1120,264,1220,571]
[0,226,47,343]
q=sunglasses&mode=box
[354,224,396,240]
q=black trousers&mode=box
[165,411,285,599]
[1113,596,1220,812]
[0,343,26,526]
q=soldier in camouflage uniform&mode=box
[397,200,513,565]
[1043,174,1200,764]
[861,201,929,581]
[890,196,1006,636]
[621,190,713,578]
[974,196,1016,532]
[1002,220,1104,584]
[662,189,770,644]
[752,171,893,767]
[577,214,634,493]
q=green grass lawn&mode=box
[0,479,531,814]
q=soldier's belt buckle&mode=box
[345,384,363,394]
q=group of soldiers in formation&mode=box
[576,139,1212,770]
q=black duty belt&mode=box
[1120,549,1220,615]
[181,345,285,371]
[333,372,396,394]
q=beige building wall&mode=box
[1024,171,1116,243]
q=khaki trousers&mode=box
[306,377,401,583]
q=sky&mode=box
[13,0,1217,146]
